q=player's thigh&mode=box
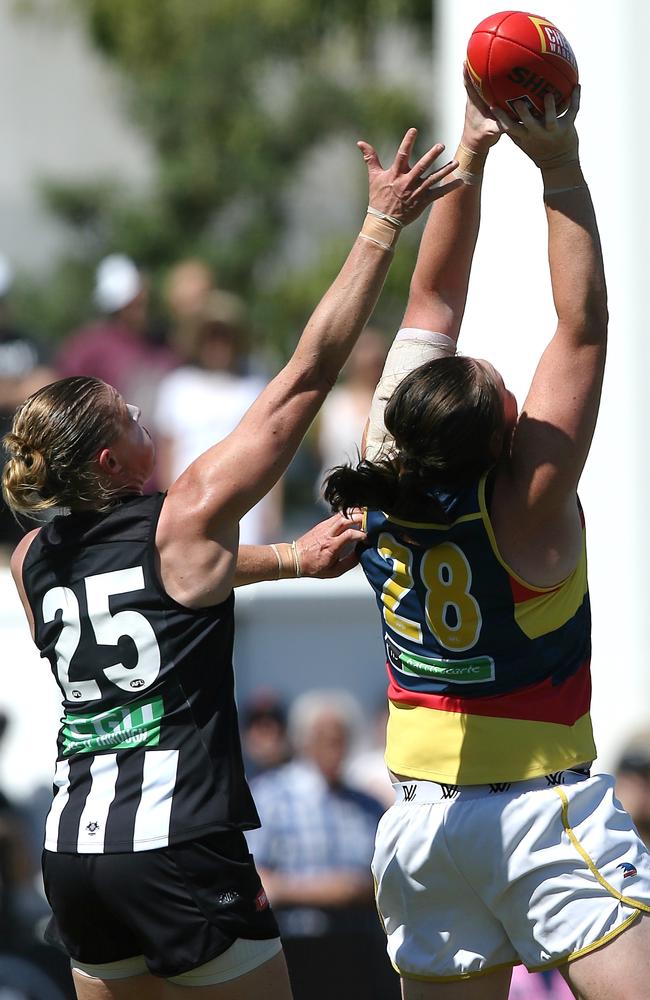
[72,969,164,1000]
[400,966,512,1000]
[162,950,293,999]
[72,952,293,1000]
[559,911,650,1000]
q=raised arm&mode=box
[403,72,502,338]
[365,76,502,458]
[158,131,459,606]
[494,88,607,514]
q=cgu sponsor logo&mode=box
[62,696,164,755]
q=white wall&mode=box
[437,1,650,768]
[0,2,153,270]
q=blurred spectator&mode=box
[0,713,40,935]
[615,728,650,847]
[164,257,215,358]
[0,713,74,998]
[315,326,388,499]
[246,690,399,1000]
[346,699,394,808]
[154,289,282,543]
[241,690,292,779]
[55,253,178,432]
[0,255,56,548]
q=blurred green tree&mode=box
[20,0,437,350]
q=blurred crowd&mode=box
[0,249,392,555]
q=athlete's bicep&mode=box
[512,328,606,509]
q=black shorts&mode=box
[41,830,280,979]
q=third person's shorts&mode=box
[373,771,650,981]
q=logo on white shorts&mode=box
[402,784,417,801]
[617,863,638,879]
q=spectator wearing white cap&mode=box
[55,254,179,458]
[0,254,56,547]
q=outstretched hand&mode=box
[492,86,580,168]
[358,128,460,226]
[295,511,366,579]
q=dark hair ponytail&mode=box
[323,355,505,518]
[324,456,402,514]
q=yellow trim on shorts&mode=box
[555,786,650,912]
[526,909,641,973]
[372,873,389,937]
[394,958,519,983]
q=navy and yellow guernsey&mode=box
[360,471,595,785]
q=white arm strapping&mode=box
[365,328,456,462]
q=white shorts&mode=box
[372,771,650,981]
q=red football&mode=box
[466,10,578,119]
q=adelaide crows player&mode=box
[325,80,650,1000]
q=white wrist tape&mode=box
[365,328,456,461]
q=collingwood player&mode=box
[1,132,458,1000]
[324,82,650,998]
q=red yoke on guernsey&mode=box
[360,470,595,784]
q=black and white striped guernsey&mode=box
[21,492,259,854]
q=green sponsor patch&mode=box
[397,650,494,684]
[62,696,164,756]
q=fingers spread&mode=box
[410,165,459,201]
[514,98,536,128]
[395,127,418,163]
[424,175,464,201]
[543,93,558,128]
[357,140,382,172]
[407,142,446,183]
[568,84,581,120]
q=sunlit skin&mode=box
[96,394,156,494]
[475,358,518,434]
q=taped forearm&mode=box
[365,328,456,461]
